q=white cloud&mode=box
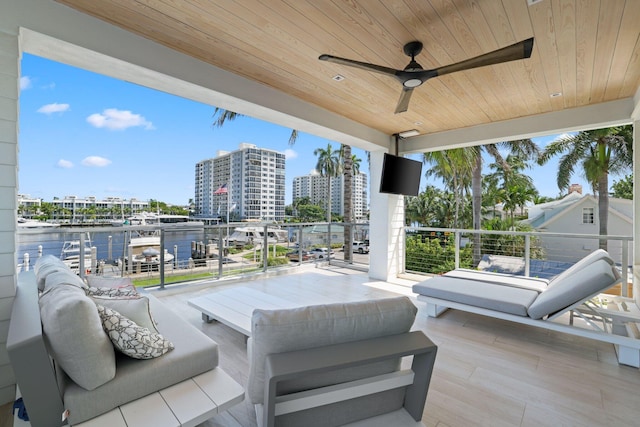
[57,159,73,168]
[81,156,112,167]
[284,149,298,159]
[86,108,154,130]
[310,169,320,175]
[20,76,32,90]
[37,103,70,115]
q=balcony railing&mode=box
[17,223,633,297]
[16,222,371,288]
[405,226,633,297]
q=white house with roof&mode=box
[523,191,633,264]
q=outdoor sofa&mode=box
[413,249,640,368]
[7,255,243,426]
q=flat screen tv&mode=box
[379,153,422,197]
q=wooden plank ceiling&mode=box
[55,0,640,138]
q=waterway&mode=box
[17,228,210,266]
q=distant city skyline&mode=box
[18,53,604,207]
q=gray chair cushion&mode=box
[39,272,116,390]
[527,258,619,319]
[413,276,539,316]
[247,296,417,404]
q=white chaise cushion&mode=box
[444,269,549,292]
[527,257,619,319]
[413,276,539,316]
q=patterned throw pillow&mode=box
[90,295,159,333]
[96,305,174,359]
[86,276,137,293]
[86,287,139,298]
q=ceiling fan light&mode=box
[403,78,422,88]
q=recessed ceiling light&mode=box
[550,92,562,98]
[527,0,543,6]
[332,74,345,82]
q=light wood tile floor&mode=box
[153,265,640,427]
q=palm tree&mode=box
[470,140,539,265]
[314,144,342,222]
[538,126,633,250]
[341,145,353,262]
[486,154,538,221]
[423,148,475,228]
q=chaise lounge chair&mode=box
[412,249,640,368]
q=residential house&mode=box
[524,191,632,263]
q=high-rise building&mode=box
[195,143,286,221]
[292,173,368,219]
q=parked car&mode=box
[309,247,334,259]
[285,250,312,262]
[343,241,369,254]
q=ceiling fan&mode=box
[319,38,534,114]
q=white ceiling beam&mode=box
[400,98,635,154]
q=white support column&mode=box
[368,150,405,282]
[0,28,19,405]
[633,112,639,308]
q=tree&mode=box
[213,108,298,144]
[341,145,353,262]
[314,144,342,222]
[471,140,539,265]
[486,154,538,221]
[423,148,475,228]
[538,126,633,250]
[611,174,633,200]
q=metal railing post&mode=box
[159,229,165,289]
[328,222,332,263]
[524,235,531,277]
[263,224,268,272]
[79,232,86,280]
[454,231,460,269]
[622,240,629,297]
[218,226,224,278]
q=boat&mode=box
[60,234,93,273]
[17,218,60,228]
[119,212,204,227]
[125,230,175,272]
[226,226,287,246]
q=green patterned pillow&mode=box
[96,305,174,359]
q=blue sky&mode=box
[18,53,599,206]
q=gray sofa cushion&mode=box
[62,293,219,425]
[39,272,116,390]
[35,255,85,291]
[527,258,619,319]
[247,296,417,405]
[413,276,539,316]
